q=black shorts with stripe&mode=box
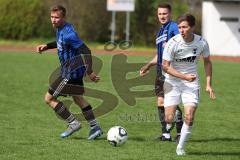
[48,77,84,97]
[155,65,164,97]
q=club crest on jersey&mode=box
[193,48,198,54]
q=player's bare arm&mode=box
[140,54,158,77]
[162,60,196,82]
[203,56,216,99]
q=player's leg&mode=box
[155,68,172,141]
[164,105,178,132]
[72,95,103,140]
[176,104,197,156]
[44,92,59,108]
[163,80,181,140]
[174,105,183,143]
[176,85,199,156]
[156,96,172,141]
[44,91,81,138]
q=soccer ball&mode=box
[107,126,128,146]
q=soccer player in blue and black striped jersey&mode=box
[36,5,103,140]
[140,3,183,142]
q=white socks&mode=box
[177,122,192,149]
[166,123,172,131]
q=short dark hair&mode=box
[177,14,195,27]
[51,5,66,17]
[158,3,172,12]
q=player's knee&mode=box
[165,113,175,123]
[185,114,194,126]
[158,101,164,107]
[44,97,51,105]
[44,95,54,106]
[157,97,164,106]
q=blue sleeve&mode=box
[168,22,179,38]
[66,31,83,49]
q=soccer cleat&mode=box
[174,134,181,144]
[176,147,186,156]
[155,135,172,141]
[88,125,103,140]
[60,121,81,138]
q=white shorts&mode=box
[164,79,200,107]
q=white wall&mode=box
[202,1,240,56]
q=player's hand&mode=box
[88,72,100,82]
[36,44,48,54]
[184,74,196,82]
[140,64,150,77]
[206,85,216,100]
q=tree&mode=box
[131,0,157,45]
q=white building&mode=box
[202,0,240,56]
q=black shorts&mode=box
[48,77,84,97]
[155,65,165,97]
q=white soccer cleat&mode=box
[176,147,186,156]
[60,120,81,138]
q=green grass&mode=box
[0,39,155,52]
[0,52,239,160]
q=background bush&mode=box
[0,0,53,40]
[0,0,201,45]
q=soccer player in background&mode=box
[36,5,103,140]
[162,14,216,155]
[140,3,183,142]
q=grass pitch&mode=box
[0,52,239,160]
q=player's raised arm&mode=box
[36,41,57,54]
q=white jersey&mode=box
[162,34,210,82]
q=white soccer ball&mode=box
[107,126,128,146]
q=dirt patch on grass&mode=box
[1,44,240,63]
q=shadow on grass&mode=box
[71,136,107,141]
[190,137,240,143]
[128,136,146,142]
[72,136,147,142]
[189,137,240,156]
[189,151,240,156]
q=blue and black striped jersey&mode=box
[156,21,179,65]
[56,23,86,79]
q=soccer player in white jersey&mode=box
[162,14,216,156]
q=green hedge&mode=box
[0,0,198,45]
[0,0,53,40]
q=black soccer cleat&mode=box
[155,135,172,141]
